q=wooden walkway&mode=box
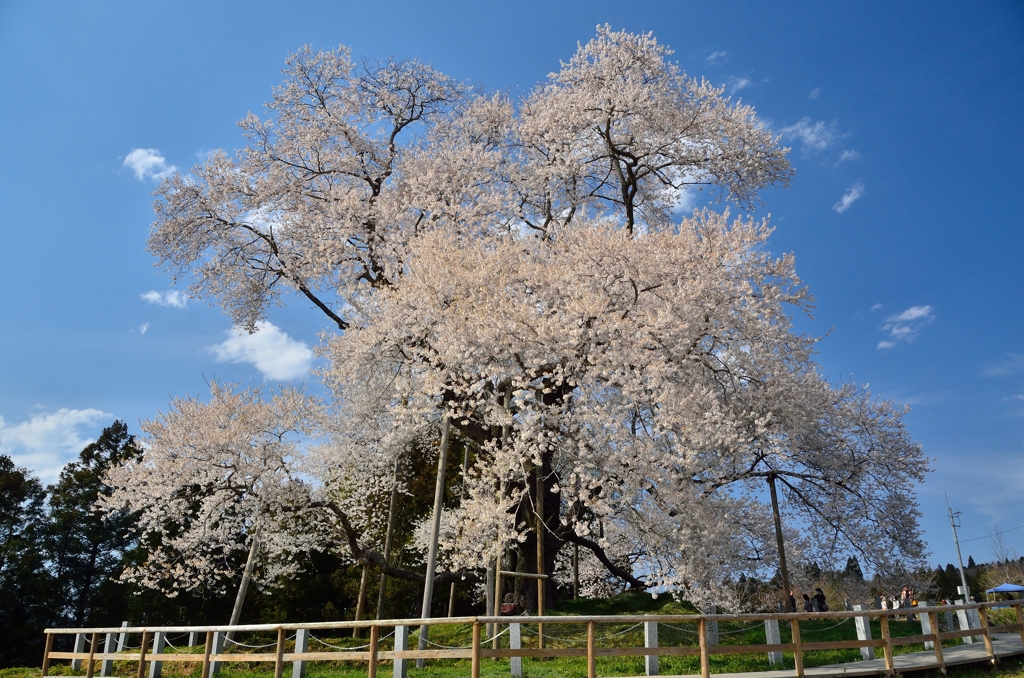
[637,634,1024,678]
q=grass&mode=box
[21,595,1024,678]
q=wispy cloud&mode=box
[139,322,150,335]
[123,148,176,181]
[0,408,112,483]
[209,321,313,381]
[808,88,822,99]
[833,182,864,213]
[730,77,752,94]
[985,354,1024,378]
[836,150,860,165]
[877,305,934,349]
[141,290,188,308]
[780,117,839,151]
[706,51,727,63]
[870,303,883,311]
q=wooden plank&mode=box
[699,619,710,678]
[1015,603,1024,649]
[928,610,945,674]
[880,615,894,677]
[274,628,285,678]
[86,633,98,678]
[200,631,212,678]
[470,622,480,678]
[587,621,596,678]
[41,631,55,677]
[368,625,379,678]
[978,607,996,665]
[137,631,150,678]
[791,618,803,678]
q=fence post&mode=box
[953,599,973,644]
[189,632,198,649]
[765,619,782,666]
[117,622,129,653]
[1015,602,1024,650]
[853,605,874,661]
[292,629,308,678]
[919,601,934,650]
[791,618,803,678]
[369,625,380,678]
[136,631,149,678]
[86,632,99,678]
[510,623,522,678]
[944,608,955,635]
[41,632,55,677]
[209,631,224,676]
[587,621,596,678]
[927,609,945,672]
[73,633,86,672]
[101,631,116,676]
[392,625,408,678]
[274,628,286,678]
[977,606,996,666]
[879,614,895,677]
[201,631,212,678]
[471,622,481,678]
[150,631,166,678]
[698,619,710,678]
[702,604,719,646]
[644,621,658,676]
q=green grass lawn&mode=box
[18,595,1023,678]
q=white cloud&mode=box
[870,303,883,311]
[808,88,822,99]
[780,117,839,151]
[140,322,150,335]
[210,321,313,380]
[836,150,860,164]
[123,148,177,181]
[877,305,934,349]
[985,354,1024,378]
[730,77,752,94]
[141,290,188,308]
[0,408,112,483]
[833,182,864,213]
[706,51,727,62]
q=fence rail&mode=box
[41,600,1024,678]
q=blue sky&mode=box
[1,1,1022,571]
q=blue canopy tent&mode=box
[985,583,1024,601]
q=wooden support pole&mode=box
[492,558,502,651]
[587,621,596,678]
[978,606,996,665]
[880,614,895,677]
[354,562,370,637]
[200,631,213,678]
[136,631,150,678]
[1015,602,1024,650]
[698,619,710,678]
[368,625,380,678]
[416,413,451,667]
[470,622,481,678]
[274,628,286,678]
[573,542,579,599]
[536,466,545,651]
[86,633,99,678]
[791,618,803,678]
[928,610,945,674]
[41,633,54,677]
[375,461,401,620]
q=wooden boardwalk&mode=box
[636,634,1024,678]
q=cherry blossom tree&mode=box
[127,26,928,609]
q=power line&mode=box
[959,523,1024,543]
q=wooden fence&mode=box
[42,599,1024,678]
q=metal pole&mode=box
[947,494,971,600]
[416,413,451,667]
[768,474,791,611]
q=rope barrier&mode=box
[308,630,394,651]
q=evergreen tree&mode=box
[0,456,54,667]
[968,555,977,569]
[44,421,142,627]
[844,557,864,580]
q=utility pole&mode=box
[946,493,971,600]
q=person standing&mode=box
[813,588,828,612]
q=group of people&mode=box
[879,585,917,620]
[788,588,829,612]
